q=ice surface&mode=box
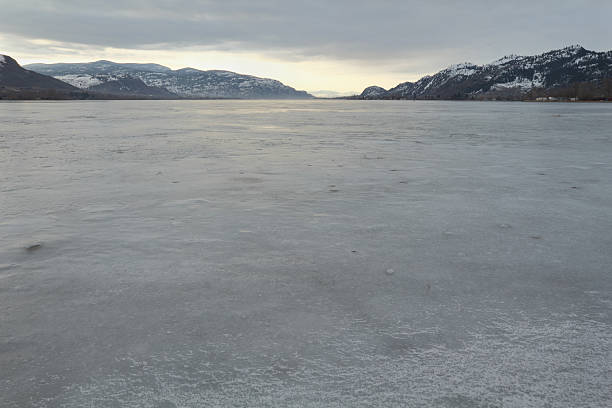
[1,100,611,407]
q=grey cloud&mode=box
[2,0,611,68]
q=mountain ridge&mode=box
[4,45,612,101]
[1,55,185,100]
[25,60,313,99]
[355,45,612,100]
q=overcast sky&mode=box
[1,0,611,95]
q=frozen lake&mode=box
[1,100,611,407]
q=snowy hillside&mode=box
[25,61,313,99]
[359,45,612,100]
[50,73,176,98]
[360,86,387,98]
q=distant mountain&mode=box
[0,54,77,91]
[64,74,178,98]
[360,86,387,99]
[26,60,313,99]
[310,90,355,98]
[87,76,176,98]
[355,45,612,100]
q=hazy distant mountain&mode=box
[0,54,77,91]
[356,45,612,100]
[26,60,313,99]
[310,90,357,98]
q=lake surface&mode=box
[1,100,611,407]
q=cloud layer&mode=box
[2,1,611,92]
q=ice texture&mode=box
[1,100,611,407]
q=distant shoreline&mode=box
[2,96,610,103]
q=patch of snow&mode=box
[492,76,542,90]
[443,62,477,77]
[0,55,6,65]
[532,72,544,88]
[572,54,598,66]
[422,77,435,91]
[55,74,105,89]
[565,44,584,53]
[544,45,584,60]
[488,54,521,66]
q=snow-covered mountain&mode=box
[359,86,387,99]
[25,60,313,99]
[357,45,612,100]
[50,73,178,98]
